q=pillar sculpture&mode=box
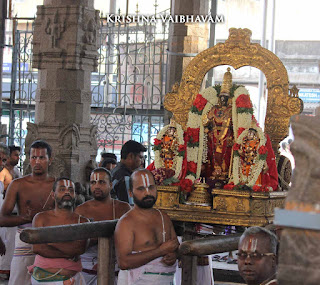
[25,0,100,183]
[165,0,209,123]
[277,112,320,284]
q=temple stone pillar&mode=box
[25,0,100,183]
[277,113,320,284]
[165,0,209,123]
[0,0,6,143]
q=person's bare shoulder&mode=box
[74,200,94,215]
[117,208,134,225]
[114,200,131,214]
[33,210,54,227]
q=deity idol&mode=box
[201,68,234,187]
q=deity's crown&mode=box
[219,67,232,97]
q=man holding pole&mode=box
[29,177,89,284]
[115,169,179,285]
[75,167,131,284]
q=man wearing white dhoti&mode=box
[115,169,179,285]
[0,140,55,285]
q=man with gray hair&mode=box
[237,226,278,285]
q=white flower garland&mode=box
[154,122,184,179]
[232,86,250,135]
[185,87,218,181]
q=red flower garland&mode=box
[186,128,200,143]
[193,94,207,111]
[237,127,245,137]
[178,144,186,152]
[187,161,197,174]
[154,138,162,146]
[233,143,241,151]
[236,94,253,109]
[258,145,268,155]
[180,179,193,193]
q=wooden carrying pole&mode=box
[178,233,241,256]
[20,220,118,243]
[21,220,118,285]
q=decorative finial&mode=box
[220,67,232,97]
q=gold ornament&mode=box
[185,180,211,206]
[220,67,232,97]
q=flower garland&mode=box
[183,85,270,191]
[232,127,267,187]
[184,87,218,184]
[229,88,269,189]
[153,122,185,179]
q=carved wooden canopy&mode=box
[164,28,303,150]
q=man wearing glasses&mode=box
[237,227,278,285]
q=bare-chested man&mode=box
[0,140,55,285]
[75,167,131,284]
[29,177,88,284]
[115,169,179,285]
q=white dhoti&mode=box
[81,245,98,285]
[174,257,214,285]
[174,236,214,285]
[117,256,176,285]
[81,244,119,285]
[0,224,16,275]
[8,227,35,285]
[0,186,16,276]
[31,271,85,284]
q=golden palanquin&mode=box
[156,186,287,226]
[155,28,302,227]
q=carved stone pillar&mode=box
[0,0,6,143]
[165,0,209,123]
[25,0,99,183]
[277,114,320,284]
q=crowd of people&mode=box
[0,139,280,285]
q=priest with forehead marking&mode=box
[238,227,278,285]
[75,167,131,284]
[115,169,179,285]
[29,177,89,284]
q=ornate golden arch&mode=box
[164,28,302,150]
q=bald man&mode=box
[115,169,179,285]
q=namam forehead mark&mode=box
[140,173,151,192]
[91,173,100,182]
[62,179,74,188]
[241,236,258,252]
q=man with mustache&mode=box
[115,169,179,285]
[75,167,131,284]
[29,177,89,284]
[237,227,278,285]
[0,140,55,285]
